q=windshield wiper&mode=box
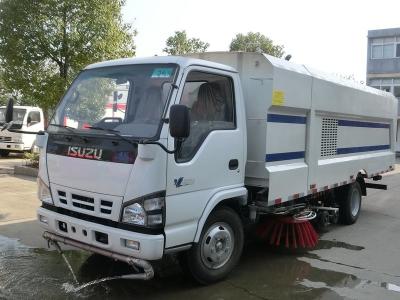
[48,123,88,143]
[85,126,137,147]
[86,126,179,154]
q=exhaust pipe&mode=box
[43,231,154,280]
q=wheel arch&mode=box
[193,187,247,243]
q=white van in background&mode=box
[0,106,44,156]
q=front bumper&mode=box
[0,142,25,151]
[37,207,164,261]
[43,231,154,280]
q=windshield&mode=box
[0,108,27,128]
[49,64,178,139]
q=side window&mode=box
[176,71,235,162]
[27,111,41,126]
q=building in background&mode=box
[366,27,400,152]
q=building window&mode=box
[371,37,400,59]
[369,78,400,98]
[394,86,400,98]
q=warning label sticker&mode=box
[272,90,285,106]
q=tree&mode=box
[64,78,114,125]
[229,32,284,58]
[0,0,136,114]
[163,31,209,55]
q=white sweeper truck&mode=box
[2,52,396,284]
[0,106,44,156]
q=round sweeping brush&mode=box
[256,212,319,249]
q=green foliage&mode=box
[0,76,8,106]
[24,151,40,168]
[164,31,209,55]
[0,0,136,113]
[229,32,284,58]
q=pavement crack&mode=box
[304,254,400,279]
[226,280,271,300]
[306,254,365,270]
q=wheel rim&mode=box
[200,222,235,270]
[350,188,361,217]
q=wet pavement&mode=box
[1,171,400,299]
[1,234,400,300]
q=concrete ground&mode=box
[0,153,25,174]
[1,162,400,299]
[0,174,44,248]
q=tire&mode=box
[0,150,10,157]
[338,182,362,225]
[180,206,244,285]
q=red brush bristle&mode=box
[276,223,283,246]
[291,224,297,248]
[257,216,319,249]
[285,225,289,248]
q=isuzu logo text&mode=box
[67,146,103,160]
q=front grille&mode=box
[100,200,112,215]
[58,191,67,204]
[52,185,121,220]
[73,202,95,211]
[0,136,11,142]
[72,193,94,203]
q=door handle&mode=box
[229,159,239,170]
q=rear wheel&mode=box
[180,206,244,284]
[0,150,10,157]
[338,182,362,225]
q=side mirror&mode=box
[27,116,32,125]
[35,131,47,149]
[169,104,190,139]
[5,98,14,123]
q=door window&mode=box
[176,71,235,162]
[27,111,41,126]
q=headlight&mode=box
[121,194,165,227]
[37,177,53,204]
[122,203,146,226]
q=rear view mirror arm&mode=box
[139,139,183,154]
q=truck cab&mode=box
[0,105,44,156]
[35,56,247,283]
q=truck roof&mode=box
[265,54,392,99]
[187,52,394,99]
[87,52,393,100]
[85,55,237,73]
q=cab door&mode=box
[24,110,43,149]
[164,67,245,248]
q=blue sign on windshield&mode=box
[151,68,173,78]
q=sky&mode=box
[123,0,400,83]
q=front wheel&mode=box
[180,206,244,285]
